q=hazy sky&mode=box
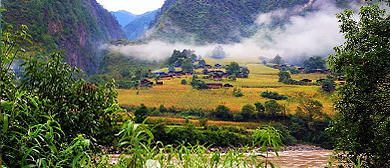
[96,0,165,14]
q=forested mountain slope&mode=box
[147,0,356,44]
[123,9,159,41]
[2,0,125,74]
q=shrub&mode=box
[181,79,187,85]
[261,90,288,100]
[241,104,256,120]
[233,88,244,97]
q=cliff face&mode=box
[2,0,125,74]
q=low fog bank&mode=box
[103,1,368,62]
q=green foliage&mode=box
[327,4,390,167]
[254,102,265,115]
[321,78,336,92]
[303,56,326,73]
[232,88,244,97]
[241,104,256,120]
[271,54,284,65]
[166,49,197,67]
[210,105,233,120]
[264,100,286,117]
[1,24,121,167]
[190,74,208,90]
[135,104,149,123]
[253,125,284,167]
[226,62,240,76]
[181,79,187,85]
[278,71,292,83]
[2,0,124,74]
[261,90,288,100]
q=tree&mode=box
[211,46,226,59]
[241,67,250,78]
[254,102,265,116]
[226,62,240,76]
[135,104,148,123]
[328,4,390,167]
[264,100,285,117]
[181,57,193,73]
[278,71,291,83]
[303,56,326,73]
[272,54,284,65]
[321,78,335,92]
[241,104,255,120]
[211,105,232,120]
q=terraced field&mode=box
[117,60,334,115]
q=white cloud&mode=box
[103,1,350,62]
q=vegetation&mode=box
[1,0,124,74]
[211,46,226,59]
[261,90,288,100]
[303,56,327,73]
[328,4,390,167]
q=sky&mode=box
[96,0,165,14]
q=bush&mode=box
[241,104,255,120]
[181,79,187,85]
[233,88,244,97]
[210,105,233,120]
[261,90,288,100]
[135,104,148,123]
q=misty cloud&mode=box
[103,1,360,62]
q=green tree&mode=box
[226,62,240,76]
[278,71,291,83]
[211,105,232,120]
[272,54,284,65]
[264,100,285,117]
[241,104,255,120]
[328,4,390,167]
[182,57,194,73]
[135,104,148,123]
[303,56,326,73]
[241,67,250,78]
[254,102,265,117]
[321,78,335,92]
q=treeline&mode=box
[125,97,335,149]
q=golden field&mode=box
[117,61,335,115]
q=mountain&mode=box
[146,0,353,44]
[123,9,159,41]
[111,10,137,27]
[2,0,125,74]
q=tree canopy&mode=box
[328,4,390,167]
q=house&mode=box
[205,64,212,69]
[159,74,173,80]
[314,69,324,74]
[273,65,280,69]
[214,64,222,69]
[140,79,153,87]
[339,81,345,85]
[156,81,163,85]
[338,76,345,81]
[301,79,312,83]
[206,83,222,89]
[213,76,222,81]
[224,83,233,88]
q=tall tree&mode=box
[303,56,326,73]
[328,4,390,167]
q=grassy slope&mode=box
[117,59,334,115]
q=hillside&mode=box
[123,9,159,41]
[111,10,137,27]
[147,0,310,44]
[2,0,125,74]
[147,0,356,44]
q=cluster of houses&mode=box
[272,64,331,74]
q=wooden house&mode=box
[206,83,222,89]
[224,83,233,88]
[301,79,312,83]
[140,79,153,87]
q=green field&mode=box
[117,60,334,115]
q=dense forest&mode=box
[1,0,125,74]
